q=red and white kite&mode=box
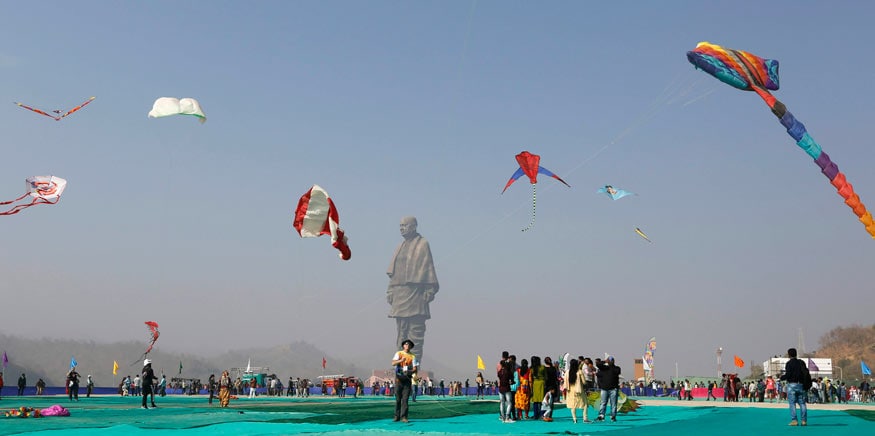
[293,185,351,260]
[1,176,67,216]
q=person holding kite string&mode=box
[141,359,158,409]
[391,339,419,423]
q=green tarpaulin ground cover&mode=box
[2,395,873,435]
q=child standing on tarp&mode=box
[541,356,559,422]
[541,391,554,420]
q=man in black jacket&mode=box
[779,348,808,426]
[17,373,26,396]
[141,359,158,409]
[596,356,622,422]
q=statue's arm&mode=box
[424,286,437,302]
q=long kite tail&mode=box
[522,183,536,231]
[752,88,875,238]
[1,193,29,206]
[0,196,56,216]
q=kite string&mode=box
[564,72,707,178]
[434,72,705,261]
[439,0,478,137]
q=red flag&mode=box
[734,355,744,368]
[322,357,326,369]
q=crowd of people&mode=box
[3,348,873,427]
[489,350,625,424]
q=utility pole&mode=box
[717,347,723,378]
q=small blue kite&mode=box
[597,185,636,201]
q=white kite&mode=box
[148,97,206,123]
[1,176,67,216]
[293,185,351,260]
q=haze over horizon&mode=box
[2,1,873,380]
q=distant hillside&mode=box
[813,323,875,381]
[0,332,468,387]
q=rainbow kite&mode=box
[687,42,875,238]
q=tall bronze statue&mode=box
[387,216,439,363]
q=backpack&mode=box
[801,363,812,391]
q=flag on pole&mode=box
[322,357,327,369]
[70,356,78,369]
[642,356,651,371]
[179,361,183,374]
[734,355,744,368]
[113,360,119,375]
[246,358,252,373]
[477,355,485,370]
[808,358,819,372]
[2,351,8,369]
[863,360,872,376]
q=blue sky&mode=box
[2,1,873,379]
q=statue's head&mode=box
[400,216,418,238]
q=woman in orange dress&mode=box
[514,359,533,419]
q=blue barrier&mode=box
[1,386,119,397]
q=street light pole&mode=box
[836,366,843,382]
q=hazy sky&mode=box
[2,1,873,379]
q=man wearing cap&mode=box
[387,216,439,364]
[66,368,80,401]
[391,339,419,423]
[141,359,158,409]
[596,356,622,422]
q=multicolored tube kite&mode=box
[687,42,875,238]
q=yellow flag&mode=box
[477,355,485,370]
[113,360,119,375]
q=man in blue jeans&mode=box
[779,348,808,426]
[596,356,621,422]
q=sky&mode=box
[2,1,874,380]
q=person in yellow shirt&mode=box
[391,339,419,423]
